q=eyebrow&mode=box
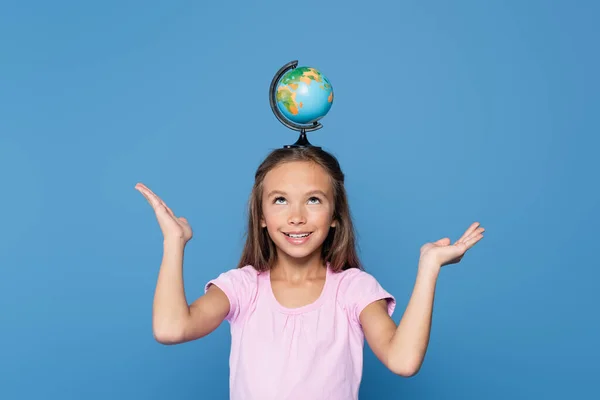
[267,190,329,198]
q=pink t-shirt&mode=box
[205,264,396,400]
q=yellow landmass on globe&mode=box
[276,86,299,115]
[299,68,322,85]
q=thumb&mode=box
[434,237,451,246]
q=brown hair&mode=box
[236,146,362,273]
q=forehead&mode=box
[263,161,332,193]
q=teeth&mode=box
[287,233,310,238]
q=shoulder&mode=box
[229,264,260,282]
[204,265,260,323]
[334,267,381,290]
[330,267,396,318]
[204,265,259,294]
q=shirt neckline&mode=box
[265,263,331,315]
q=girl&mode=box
[135,146,484,400]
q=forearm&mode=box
[152,238,191,341]
[388,262,440,375]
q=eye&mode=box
[307,197,321,204]
[273,196,287,205]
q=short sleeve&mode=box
[204,265,258,323]
[342,269,396,324]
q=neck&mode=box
[271,249,327,282]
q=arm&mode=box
[134,183,233,345]
[361,263,439,377]
[152,238,230,344]
[361,222,485,376]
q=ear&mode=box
[261,217,267,228]
[330,219,337,228]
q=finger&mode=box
[136,186,162,210]
[154,197,177,219]
[456,222,480,243]
[142,187,176,218]
[462,222,480,239]
[136,185,176,218]
[163,202,177,219]
[135,182,153,195]
[155,197,176,219]
[139,188,162,210]
[460,227,484,241]
[463,227,485,244]
[463,233,484,249]
[136,183,161,201]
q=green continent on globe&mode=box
[276,67,333,117]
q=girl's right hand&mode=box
[135,182,193,243]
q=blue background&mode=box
[1,0,598,399]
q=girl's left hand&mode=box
[419,222,485,269]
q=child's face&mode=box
[261,161,336,263]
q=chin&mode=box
[279,247,321,261]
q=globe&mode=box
[275,66,334,125]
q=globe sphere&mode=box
[275,66,334,125]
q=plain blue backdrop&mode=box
[1,0,598,399]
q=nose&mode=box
[287,205,306,225]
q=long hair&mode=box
[236,146,362,273]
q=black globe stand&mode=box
[285,128,318,148]
[269,60,323,149]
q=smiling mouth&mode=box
[283,232,313,238]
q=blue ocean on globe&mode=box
[275,66,334,125]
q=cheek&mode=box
[262,206,285,226]
[309,207,334,225]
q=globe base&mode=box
[283,130,321,149]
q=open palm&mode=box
[135,183,193,243]
[420,222,485,267]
